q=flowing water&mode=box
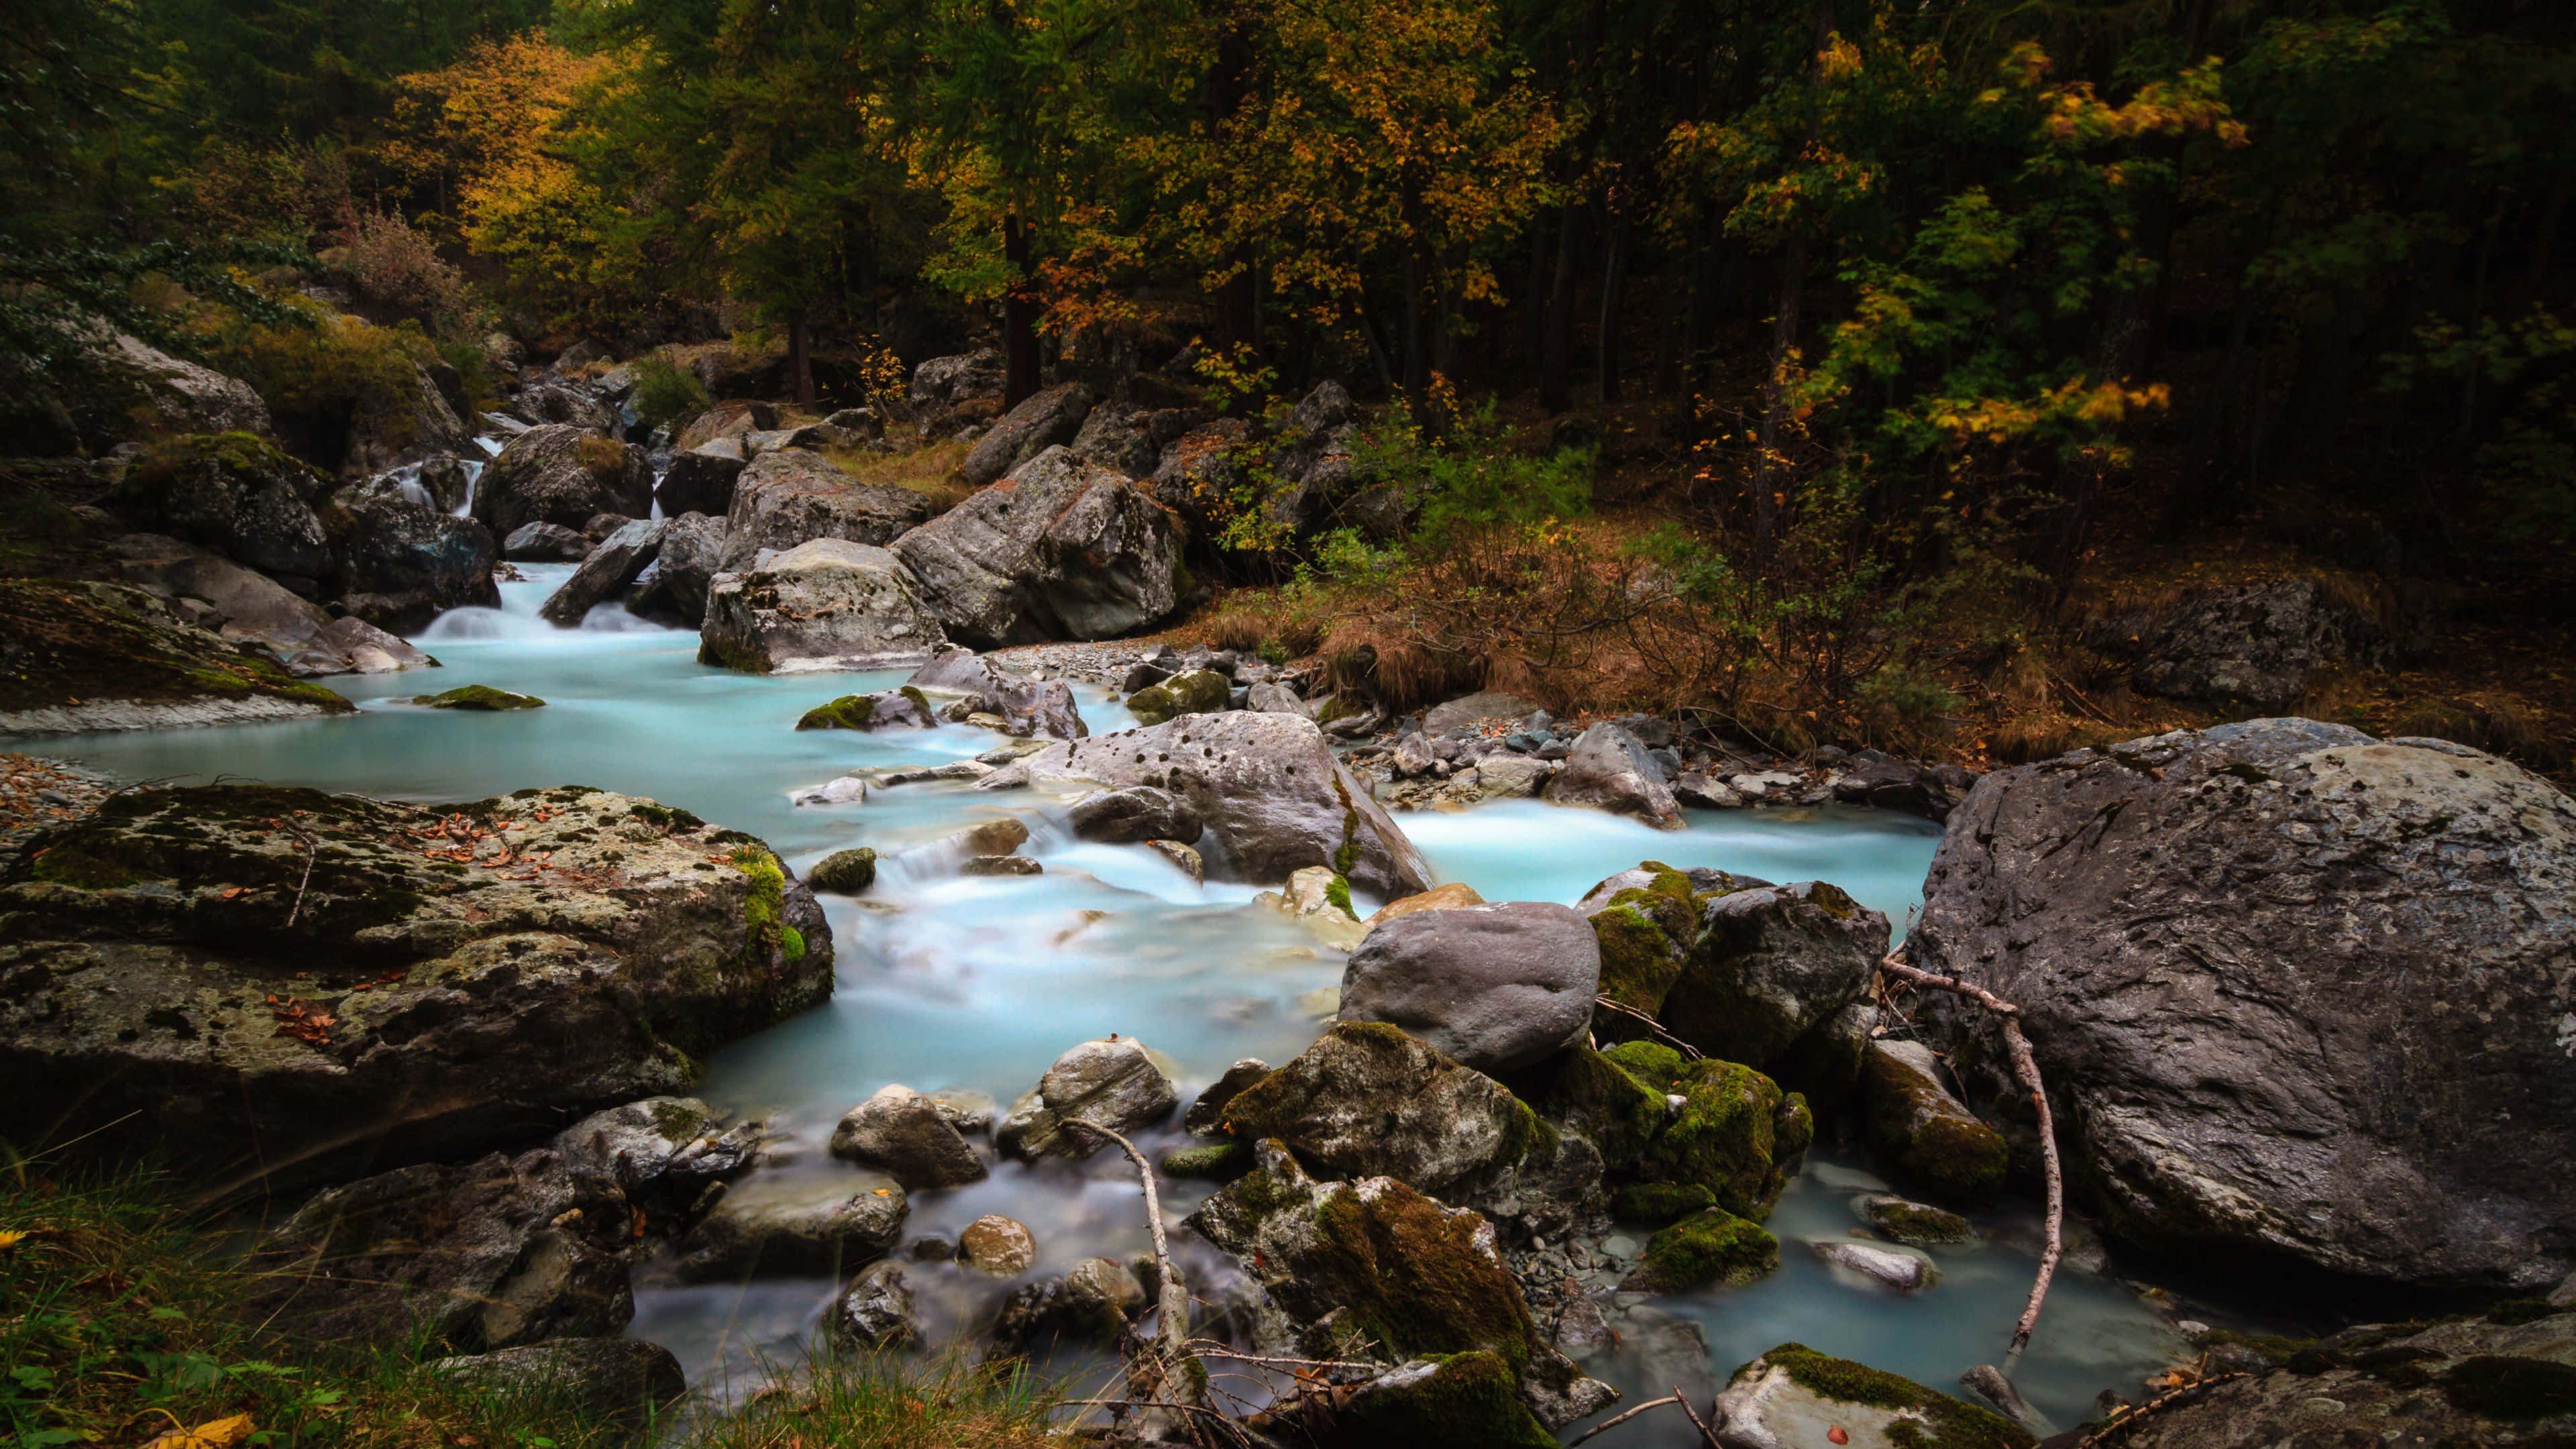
[38,564,2207,1441]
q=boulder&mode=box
[961,382,1094,486]
[674,1171,908,1281]
[996,1036,1177,1160]
[698,538,946,673]
[806,847,877,894]
[337,356,476,481]
[892,447,1185,647]
[991,1257,1146,1350]
[1665,881,1887,1070]
[253,1097,757,1350]
[1857,1194,1973,1245]
[1607,1046,1813,1221]
[415,684,543,710]
[1619,1208,1778,1293]
[904,651,1087,739]
[327,480,502,628]
[1127,667,1230,725]
[1217,1022,1578,1222]
[1286,1352,1559,1449]
[716,449,935,570]
[70,333,273,449]
[908,351,1004,416]
[107,531,333,657]
[1542,722,1683,828]
[959,1214,1038,1275]
[1148,418,1252,539]
[1706,1344,2035,1449]
[829,1084,988,1189]
[1066,786,1203,845]
[0,578,352,735]
[1862,1040,2009,1209]
[503,521,588,561]
[1184,1058,1274,1134]
[1245,680,1313,717]
[1068,401,1202,479]
[1186,1141,1608,1430]
[539,517,663,626]
[427,1339,686,1424]
[657,442,747,519]
[987,711,1432,897]
[292,615,436,676]
[1422,691,1544,734]
[1336,902,1599,1073]
[107,433,335,580]
[474,425,653,538]
[1260,381,1366,535]
[2106,1310,2576,1449]
[676,400,777,452]
[904,645,1003,694]
[1911,718,2576,1290]
[510,380,619,435]
[796,687,937,731]
[630,511,726,624]
[1811,1239,1939,1292]
[0,785,828,1183]
[2094,578,2387,712]
[1365,881,1485,926]
[835,1260,920,1349]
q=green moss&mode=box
[1862,1197,1972,1244]
[798,694,878,730]
[898,684,931,714]
[1641,1058,1798,1220]
[806,847,878,894]
[627,801,706,830]
[1613,1181,1717,1226]
[0,578,355,715]
[1591,903,1688,1017]
[779,924,807,962]
[1601,1039,1686,1091]
[729,843,794,963]
[414,684,545,710]
[26,843,144,890]
[1159,1142,1252,1180]
[1625,1208,1778,1292]
[1305,1181,1540,1373]
[1763,1344,2035,1449]
[1863,1046,2011,1208]
[1128,669,1228,725]
[2443,1355,2576,1421]
[1504,1046,1664,1171]
[1323,873,1355,918]
[1320,1352,1557,1449]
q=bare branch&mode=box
[1568,1395,1682,1446]
[1593,995,1705,1060]
[1674,1387,1724,1448]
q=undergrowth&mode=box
[673,1351,1060,1449]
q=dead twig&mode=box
[1568,1394,1683,1446]
[280,818,319,928]
[1593,995,1705,1060]
[1672,1387,1724,1449]
[1878,947,2063,1357]
[1069,1118,1208,1434]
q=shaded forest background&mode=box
[5,0,2573,771]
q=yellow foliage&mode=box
[144,1415,256,1449]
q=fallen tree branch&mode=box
[1567,1395,1682,1446]
[1673,1387,1724,1448]
[2078,1372,2250,1448]
[1069,1120,1209,1434]
[1878,947,2063,1357]
[1593,995,1705,1060]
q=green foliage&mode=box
[1357,400,1592,547]
[1627,1208,1779,1292]
[630,356,711,435]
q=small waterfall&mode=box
[455,458,485,518]
[382,462,435,512]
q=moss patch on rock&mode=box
[1639,1058,1807,1220]
[1501,1045,1665,1173]
[806,847,877,894]
[1860,1195,1974,1244]
[1159,1141,1252,1181]
[1758,1344,2035,1449]
[1622,1208,1778,1292]
[797,694,878,730]
[0,578,353,715]
[415,684,545,710]
[1322,1352,1558,1449]
[1612,1181,1717,1226]
[1127,667,1229,725]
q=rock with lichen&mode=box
[1602,1040,1812,1222]
[1706,1344,2035,1449]
[0,578,355,735]
[1337,902,1599,1073]
[796,686,936,731]
[995,1036,1178,1160]
[672,1169,908,1280]
[0,784,828,1185]
[1126,667,1230,726]
[1619,1208,1778,1293]
[1862,1040,2010,1209]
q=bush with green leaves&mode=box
[630,356,712,434]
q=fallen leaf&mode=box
[1828,1428,1849,1446]
[144,1414,256,1449]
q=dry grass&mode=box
[674,1350,1060,1449]
[821,440,975,509]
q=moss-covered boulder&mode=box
[795,686,935,731]
[1218,1022,1582,1226]
[806,847,877,894]
[1860,1194,1974,1244]
[1863,1040,2010,1208]
[1501,1044,1666,1175]
[416,684,545,710]
[473,424,652,539]
[0,578,354,735]
[107,431,335,580]
[1160,1140,1252,1180]
[1707,1344,2035,1449]
[1638,1057,1812,1221]
[1186,1141,1609,1430]
[1126,667,1230,725]
[1303,1352,1559,1449]
[1611,1181,1717,1226]
[0,784,830,1185]
[1621,1208,1779,1292]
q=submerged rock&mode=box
[1620,1208,1778,1293]
[1707,1344,2034,1449]
[995,1036,1178,1160]
[806,847,877,894]
[892,447,1185,647]
[674,1171,909,1281]
[1811,1239,1939,1293]
[1858,1194,1974,1244]
[988,711,1432,897]
[830,1084,988,1189]
[1861,1040,2008,1210]
[1336,902,1599,1073]
[0,784,828,1182]
[959,1213,1037,1275]
[416,684,545,710]
[1911,718,2576,1291]
[699,537,945,673]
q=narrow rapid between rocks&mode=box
[42,566,2212,1443]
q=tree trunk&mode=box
[1402,250,1428,393]
[1003,214,1040,408]
[1596,207,1627,404]
[1540,207,1578,413]
[789,313,815,406]
[1751,235,1807,541]
[1522,221,1552,393]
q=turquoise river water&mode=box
[37,566,2202,1442]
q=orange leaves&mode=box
[266,996,337,1046]
[144,1415,256,1449]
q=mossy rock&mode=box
[1317,1352,1558,1449]
[1127,667,1230,726]
[1717,1344,2035,1449]
[0,578,353,719]
[1862,1041,2010,1209]
[1499,1045,1665,1174]
[1588,877,1699,1025]
[1638,1057,1808,1221]
[796,687,935,731]
[415,685,545,711]
[1612,1181,1717,1226]
[806,847,877,894]
[1659,879,1886,1069]
[1159,1141,1252,1181]
[1601,1038,1688,1091]
[1859,1194,1973,1244]
[1621,1208,1778,1292]
[798,694,879,730]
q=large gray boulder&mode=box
[1543,722,1682,828]
[428,1339,686,1426]
[830,1084,988,1189]
[892,446,1185,647]
[252,1097,758,1350]
[901,647,1085,739]
[908,350,1003,415]
[995,1036,1178,1160]
[1261,381,1364,535]
[0,578,354,735]
[673,1171,908,1281]
[657,441,747,518]
[2093,578,2387,712]
[985,710,1432,896]
[1706,1344,2033,1449]
[698,537,945,673]
[1148,418,1252,539]
[1911,718,2576,1291]
[629,511,725,624]
[961,382,1093,486]
[717,449,936,570]
[0,784,829,1185]
[1338,902,1599,1072]
[107,533,333,657]
[1068,401,1203,479]
[106,433,335,580]
[73,333,272,449]
[329,479,502,630]
[474,425,652,538]
[539,517,663,626]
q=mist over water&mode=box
[36,568,2206,1440]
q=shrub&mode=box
[631,354,710,433]
[337,210,470,333]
